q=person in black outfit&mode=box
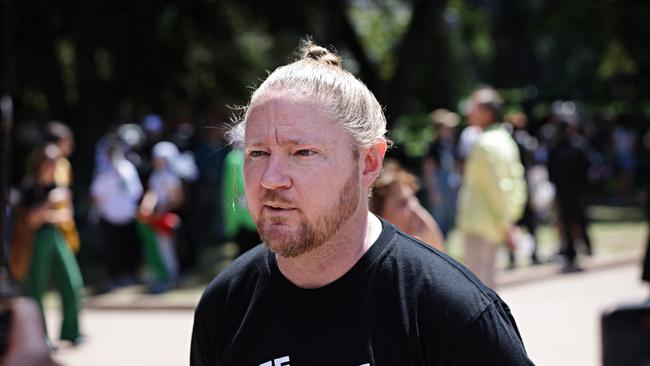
[421,109,461,240]
[640,131,650,287]
[190,41,533,365]
[505,112,541,267]
[547,116,592,272]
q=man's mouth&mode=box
[263,204,296,213]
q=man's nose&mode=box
[260,156,291,190]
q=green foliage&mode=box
[348,0,411,80]
[531,103,551,122]
[453,0,494,71]
[598,39,637,80]
[391,112,434,158]
[55,39,79,105]
[21,89,49,115]
[8,0,650,175]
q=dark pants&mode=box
[557,196,592,265]
[642,233,650,283]
[100,218,141,280]
[509,203,540,266]
[642,193,650,283]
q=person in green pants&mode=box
[25,225,83,343]
[16,144,84,345]
[135,220,170,288]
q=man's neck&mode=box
[275,212,382,289]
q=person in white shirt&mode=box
[90,143,144,289]
[138,141,185,291]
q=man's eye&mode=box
[248,150,268,158]
[296,149,316,157]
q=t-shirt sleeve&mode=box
[448,301,534,365]
[190,302,218,366]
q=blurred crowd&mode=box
[390,86,650,286]
[3,85,650,349]
[4,114,258,348]
[8,114,264,291]
[371,85,649,288]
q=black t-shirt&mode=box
[548,137,590,198]
[191,220,533,366]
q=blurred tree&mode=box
[6,0,456,183]
[4,0,650,182]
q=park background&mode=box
[1,1,649,365]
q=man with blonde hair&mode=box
[191,43,532,365]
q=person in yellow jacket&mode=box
[456,86,527,288]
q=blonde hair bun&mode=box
[300,41,342,68]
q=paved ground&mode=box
[500,264,648,366]
[47,310,194,366]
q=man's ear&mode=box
[361,139,387,189]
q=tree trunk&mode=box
[328,0,384,100]
[33,0,68,121]
[386,0,447,128]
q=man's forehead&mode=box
[245,135,314,147]
[252,89,324,108]
[244,94,350,145]
[244,125,349,148]
[248,92,325,119]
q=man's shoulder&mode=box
[382,229,498,313]
[377,228,531,364]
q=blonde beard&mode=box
[257,167,360,258]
